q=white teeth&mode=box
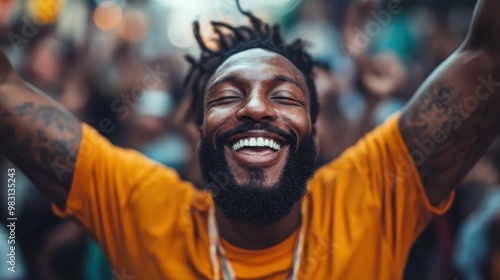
[257,137,264,146]
[249,138,257,147]
[231,137,283,151]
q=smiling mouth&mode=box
[231,137,282,153]
[225,133,287,167]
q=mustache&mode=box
[215,122,297,146]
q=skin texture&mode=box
[0,0,498,250]
[201,48,316,248]
[202,48,314,187]
[398,0,500,206]
[0,51,81,208]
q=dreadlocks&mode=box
[184,0,319,125]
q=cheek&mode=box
[279,108,312,136]
[203,107,237,137]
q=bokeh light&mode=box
[119,10,149,42]
[29,0,66,25]
[167,13,196,48]
[93,0,122,30]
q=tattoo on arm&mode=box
[0,82,82,193]
[399,76,500,205]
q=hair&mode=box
[183,0,319,125]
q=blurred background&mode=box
[0,0,499,279]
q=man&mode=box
[0,0,499,279]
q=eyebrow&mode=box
[207,74,305,93]
[207,74,242,92]
[270,74,305,93]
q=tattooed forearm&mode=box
[397,0,500,206]
[0,67,82,200]
[399,50,500,205]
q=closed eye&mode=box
[271,95,304,107]
[207,93,242,107]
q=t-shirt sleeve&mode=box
[52,123,194,252]
[351,113,455,213]
[315,113,454,259]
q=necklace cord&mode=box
[208,206,306,280]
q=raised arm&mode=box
[399,0,500,206]
[0,49,82,207]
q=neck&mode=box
[215,202,302,250]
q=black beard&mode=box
[198,122,317,226]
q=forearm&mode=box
[0,50,82,203]
[466,0,500,54]
[406,0,500,204]
[399,48,500,205]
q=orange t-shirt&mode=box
[53,115,454,279]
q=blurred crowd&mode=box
[0,0,499,279]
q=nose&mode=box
[236,91,277,123]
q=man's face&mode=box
[198,48,317,225]
[203,48,313,185]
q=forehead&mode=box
[207,48,307,89]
